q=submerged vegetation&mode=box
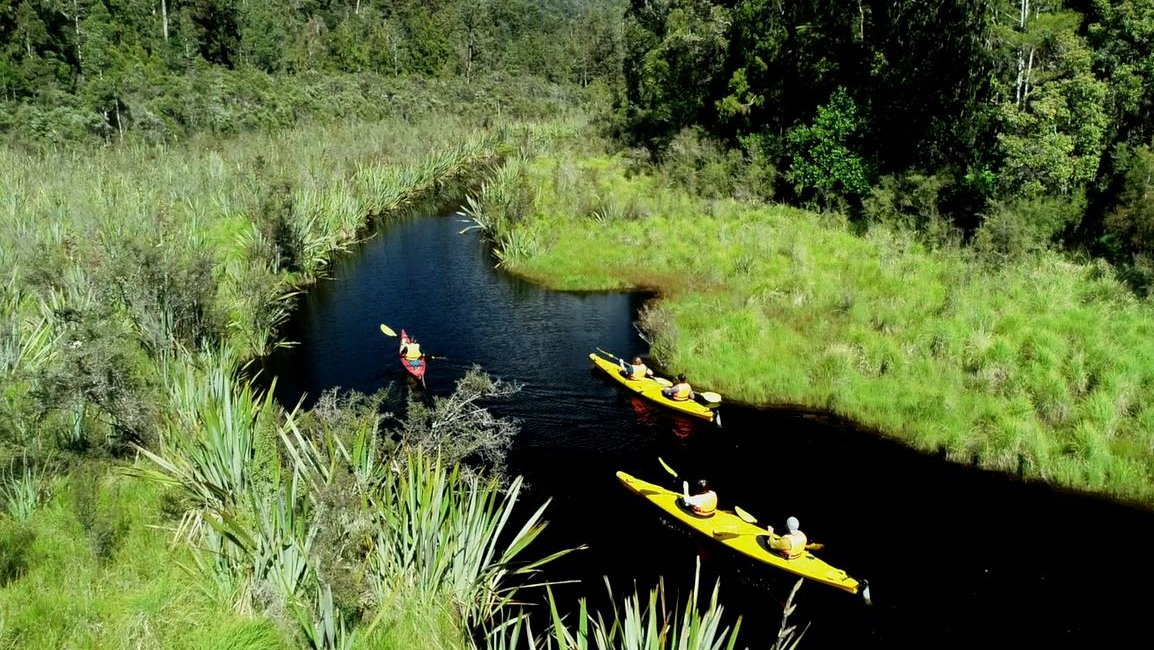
[469,133,1154,504]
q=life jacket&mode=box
[780,531,808,559]
[403,342,422,360]
[689,490,717,516]
[671,382,692,401]
[628,363,648,380]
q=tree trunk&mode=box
[73,0,81,67]
[161,0,169,41]
[1014,0,1029,107]
[1023,47,1034,103]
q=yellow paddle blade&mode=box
[711,522,744,537]
[734,506,758,524]
[653,377,673,388]
[700,391,722,404]
[379,323,396,337]
[657,457,678,478]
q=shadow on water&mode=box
[262,213,1154,649]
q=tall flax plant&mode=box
[485,558,768,650]
[134,350,341,641]
[462,153,540,266]
[0,455,49,521]
[487,568,808,650]
[0,277,60,377]
[133,346,276,543]
[371,453,573,631]
[136,349,570,646]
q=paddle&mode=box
[381,324,448,359]
[733,506,825,551]
[595,347,625,364]
[659,457,699,501]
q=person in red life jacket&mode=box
[400,337,424,368]
[662,373,695,401]
[618,356,653,381]
[681,479,717,517]
[765,516,808,559]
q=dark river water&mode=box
[264,214,1154,649]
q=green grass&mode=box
[0,115,503,360]
[0,470,291,650]
[476,151,1154,505]
[0,112,578,649]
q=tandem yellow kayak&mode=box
[617,471,870,601]
[589,352,721,426]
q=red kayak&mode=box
[399,329,427,383]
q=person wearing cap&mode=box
[619,356,654,381]
[766,516,808,559]
[681,479,717,516]
[663,373,695,401]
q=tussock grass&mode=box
[0,472,289,649]
[0,116,502,361]
[475,151,1154,504]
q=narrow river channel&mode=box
[263,213,1154,649]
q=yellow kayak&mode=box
[617,471,869,600]
[589,352,720,425]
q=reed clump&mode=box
[131,346,572,648]
[485,560,808,650]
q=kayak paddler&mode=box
[765,516,808,559]
[662,373,695,401]
[618,356,654,381]
[680,479,717,517]
[400,337,424,367]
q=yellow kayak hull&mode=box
[617,471,863,596]
[589,353,718,424]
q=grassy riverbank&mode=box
[1,113,780,648]
[0,115,523,648]
[0,470,290,648]
[470,148,1154,505]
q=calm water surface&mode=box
[265,214,1154,649]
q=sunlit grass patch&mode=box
[473,149,1154,504]
[0,470,285,649]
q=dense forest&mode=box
[617,0,1154,289]
[0,0,626,140]
[8,0,1154,288]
